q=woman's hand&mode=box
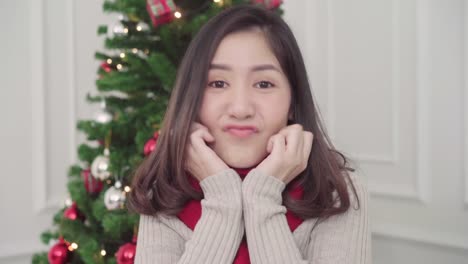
[185,122,229,182]
[256,124,314,184]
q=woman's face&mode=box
[199,29,292,168]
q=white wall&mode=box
[283,0,468,263]
[0,0,467,263]
[0,0,114,263]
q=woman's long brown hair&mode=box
[128,4,359,220]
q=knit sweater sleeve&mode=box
[135,168,244,264]
[241,169,371,264]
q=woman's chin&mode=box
[211,141,268,169]
[221,152,266,169]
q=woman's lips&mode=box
[224,125,257,138]
[226,128,256,138]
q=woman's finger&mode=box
[302,131,314,162]
[278,124,303,157]
[189,129,215,160]
[267,138,273,153]
[190,123,215,143]
[269,133,286,157]
[190,122,204,133]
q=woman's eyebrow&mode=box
[250,64,282,73]
[209,63,281,73]
[209,64,231,71]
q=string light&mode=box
[174,11,182,19]
[120,53,126,58]
[100,249,107,256]
[124,186,131,192]
[132,48,138,54]
[68,242,78,251]
[106,58,112,64]
[116,64,123,70]
[123,28,129,34]
[213,0,221,2]
[136,25,143,31]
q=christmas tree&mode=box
[32,0,283,263]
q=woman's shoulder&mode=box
[295,171,369,233]
[346,170,368,203]
[330,169,368,209]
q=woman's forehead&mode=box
[210,33,281,71]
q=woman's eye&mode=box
[208,80,227,88]
[255,81,274,89]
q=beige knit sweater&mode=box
[135,168,371,263]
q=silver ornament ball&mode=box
[112,23,128,37]
[91,155,111,180]
[104,186,126,210]
[94,109,113,124]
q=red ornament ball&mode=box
[82,169,103,194]
[143,138,156,156]
[63,202,84,221]
[48,238,70,264]
[251,0,283,9]
[100,62,112,73]
[153,131,160,139]
[115,242,136,264]
[143,131,159,156]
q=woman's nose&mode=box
[227,88,255,120]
